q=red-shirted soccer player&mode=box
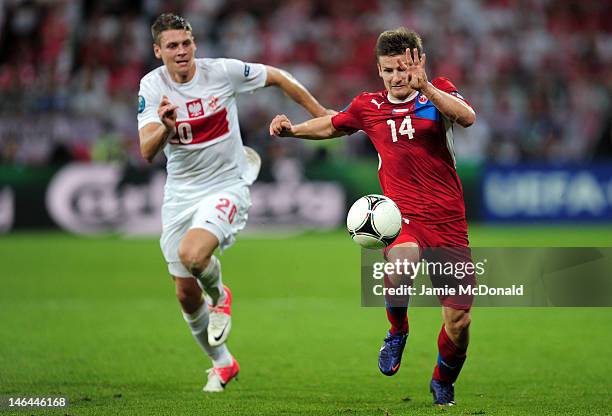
[269,28,476,406]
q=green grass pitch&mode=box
[1,226,611,415]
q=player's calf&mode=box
[432,316,469,387]
[178,229,225,305]
[175,277,204,314]
[443,307,471,349]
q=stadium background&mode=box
[0,0,610,415]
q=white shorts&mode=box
[160,183,251,277]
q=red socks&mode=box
[384,274,409,335]
[386,306,409,335]
[432,324,467,383]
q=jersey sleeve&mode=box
[431,77,472,108]
[331,96,364,134]
[137,76,162,130]
[222,58,267,94]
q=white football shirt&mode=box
[137,58,266,204]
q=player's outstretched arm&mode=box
[265,66,334,118]
[138,95,178,163]
[269,114,345,140]
[400,48,475,128]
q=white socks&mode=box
[195,255,225,306]
[182,302,232,368]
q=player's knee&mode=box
[178,246,212,276]
[387,244,420,264]
[386,243,420,286]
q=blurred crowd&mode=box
[0,0,610,167]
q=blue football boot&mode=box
[430,379,456,406]
[378,331,408,376]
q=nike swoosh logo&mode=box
[214,323,229,342]
[392,363,400,372]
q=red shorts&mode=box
[389,218,469,248]
[384,218,474,310]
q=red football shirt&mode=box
[332,77,471,224]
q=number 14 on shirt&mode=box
[387,116,415,142]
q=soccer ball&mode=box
[346,194,402,249]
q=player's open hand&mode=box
[398,48,428,91]
[269,114,294,137]
[158,95,178,132]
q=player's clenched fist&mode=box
[158,95,179,132]
[269,114,293,137]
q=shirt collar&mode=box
[387,90,418,104]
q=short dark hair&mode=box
[151,13,193,45]
[375,27,423,59]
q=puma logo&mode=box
[371,99,383,109]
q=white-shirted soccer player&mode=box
[137,13,331,392]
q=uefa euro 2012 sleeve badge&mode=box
[138,95,145,113]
